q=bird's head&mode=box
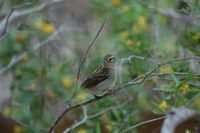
[103,54,116,68]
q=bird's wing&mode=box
[81,66,109,88]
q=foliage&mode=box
[0,0,200,133]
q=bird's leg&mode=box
[108,86,116,95]
[93,94,101,101]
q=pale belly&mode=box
[89,70,116,95]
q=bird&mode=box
[81,54,116,99]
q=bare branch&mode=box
[76,9,110,83]
[66,9,111,104]
[136,0,200,20]
[63,98,133,133]
[150,72,200,77]
[185,92,200,107]
[120,55,146,63]
[0,0,36,37]
[63,106,88,133]
[48,56,200,133]
[0,26,73,76]
[121,116,166,133]
[161,107,200,133]
[0,0,66,40]
[61,97,134,133]
[88,97,134,119]
[0,9,13,37]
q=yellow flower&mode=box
[159,66,173,73]
[76,92,88,102]
[15,33,26,44]
[132,25,140,34]
[35,19,45,29]
[28,82,37,91]
[194,97,200,106]
[122,5,130,12]
[21,55,28,62]
[155,51,164,58]
[180,84,189,94]
[159,100,168,111]
[105,124,112,131]
[192,34,200,40]
[3,106,11,117]
[137,16,147,29]
[47,90,55,98]
[135,41,141,47]
[119,31,128,40]
[112,0,121,6]
[126,39,133,46]
[35,19,55,34]
[61,76,73,88]
[53,64,63,73]
[13,125,22,133]
[42,23,55,34]
[78,128,87,133]
[151,77,158,83]
[165,43,176,53]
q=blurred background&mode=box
[0,0,200,133]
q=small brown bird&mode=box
[81,54,116,98]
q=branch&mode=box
[121,116,166,132]
[62,98,133,133]
[121,98,200,132]
[0,0,36,37]
[136,0,200,20]
[63,106,88,133]
[0,26,72,76]
[88,96,134,119]
[185,92,200,107]
[66,9,111,104]
[150,72,200,77]
[48,57,200,133]
[76,9,110,83]
[120,54,146,63]
[0,0,65,40]
[161,107,200,133]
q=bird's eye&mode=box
[109,58,114,62]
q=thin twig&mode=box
[89,97,134,119]
[62,98,133,133]
[48,57,200,133]
[66,9,111,104]
[161,107,200,133]
[76,9,110,83]
[150,72,200,77]
[121,116,166,133]
[48,92,110,133]
[136,0,200,20]
[120,55,145,63]
[13,0,36,9]
[63,106,87,133]
[0,0,65,41]
[0,26,72,76]
[0,0,36,37]
[0,9,13,37]
[185,92,200,107]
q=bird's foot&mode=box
[93,94,101,101]
[108,87,116,95]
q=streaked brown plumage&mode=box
[81,54,116,96]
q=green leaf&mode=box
[95,123,101,133]
[111,109,121,121]
[16,92,36,105]
[170,73,179,85]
